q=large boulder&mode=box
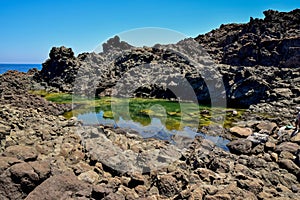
[3,145,37,161]
[25,173,92,199]
[38,46,80,92]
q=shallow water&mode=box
[76,102,230,151]
[36,93,236,151]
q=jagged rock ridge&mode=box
[35,9,300,109]
[195,9,300,67]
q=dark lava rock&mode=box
[37,46,80,92]
[0,71,70,115]
[196,9,300,68]
[102,35,133,53]
[36,9,300,108]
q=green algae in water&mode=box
[103,111,114,118]
[32,91,244,130]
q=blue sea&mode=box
[0,64,42,75]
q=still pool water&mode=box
[73,98,231,151]
[34,92,235,151]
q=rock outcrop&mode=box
[196,9,300,67]
[37,46,80,92]
[35,10,300,109]
[102,35,133,53]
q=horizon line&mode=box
[0,62,42,65]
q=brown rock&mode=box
[207,158,233,173]
[230,126,253,137]
[237,177,264,194]
[73,161,94,175]
[157,174,180,197]
[128,172,145,188]
[102,193,125,200]
[278,159,300,176]
[134,185,148,197]
[291,133,300,143]
[0,123,10,137]
[78,170,99,184]
[221,182,257,199]
[149,186,159,196]
[271,152,279,162]
[60,142,74,157]
[92,184,113,199]
[273,88,293,99]
[28,161,51,180]
[276,184,292,193]
[227,139,252,154]
[265,141,276,150]
[276,142,300,154]
[195,168,219,182]
[258,191,274,199]
[0,171,24,199]
[25,173,92,199]
[35,141,54,155]
[3,145,37,161]
[190,187,204,200]
[67,150,85,164]
[116,185,139,199]
[204,194,231,200]
[256,121,277,134]
[279,151,295,160]
[105,177,122,191]
[0,156,21,174]
[9,162,40,193]
[251,144,265,154]
[120,176,131,187]
[9,163,37,178]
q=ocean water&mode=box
[0,64,42,75]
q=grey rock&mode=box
[247,133,269,144]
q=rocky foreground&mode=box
[0,9,300,200]
[1,71,300,199]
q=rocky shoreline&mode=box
[1,9,300,200]
[0,93,299,199]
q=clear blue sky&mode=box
[0,0,299,63]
